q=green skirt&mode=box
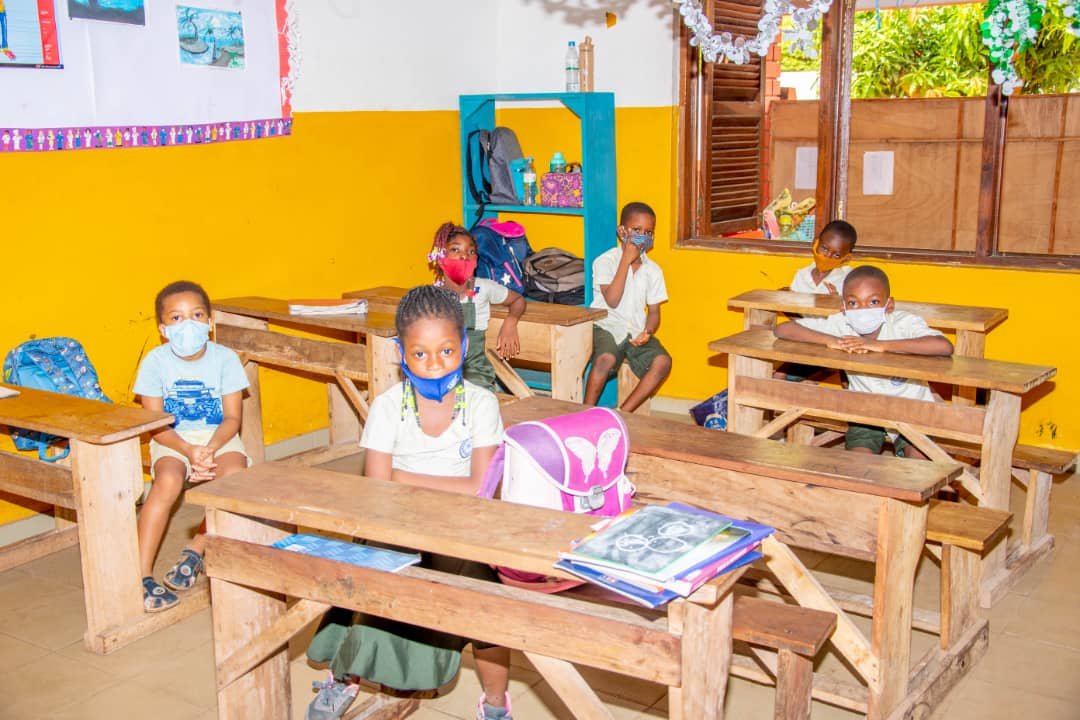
[463,327,496,392]
[306,551,499,691]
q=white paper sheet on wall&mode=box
[795,146,817,190]
[863,151,895,195]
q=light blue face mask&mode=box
[395,335,467,401]
[629,233,654,254]
[164,319,211,358]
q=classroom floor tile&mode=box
[0,469,1076,719]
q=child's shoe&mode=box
[476,692,512,719]
[142,576,179,613]
[163,548,203,591]
[306,671,359,720]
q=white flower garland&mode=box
[675,0,833,65]
[981,0,1046,95]
[1064,0,1080,35]
[281,0,302,111]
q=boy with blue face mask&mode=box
[133,280,250,612]
[774,266,953,458]
[585,201,672,412]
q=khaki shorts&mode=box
[591,326,670,379]
[149,428,251,480]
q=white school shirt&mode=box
[360,380,504,477]
[590,246,668,341]
[790,262,852,294]
[796,310,946,402]
[465,278,509,331]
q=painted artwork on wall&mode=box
[0,0,60,67]
[177,6,244,69]
[68,0,145,26]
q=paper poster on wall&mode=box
[863,151,895,195]
[0,0,61,67]
[794,146,818,190]
[177,6,244,69]
[68,0,144,26]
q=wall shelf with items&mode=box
[458,92,616,306]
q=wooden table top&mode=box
[0,384,173,444]
[502,397,957,503]
[189,462,599,581]
[708,328,1056,394]
[343,286,608,326]
[215,297,399,337]
[729,289,1009,333]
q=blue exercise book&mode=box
[555,551,762,609]
[271,534,421,573]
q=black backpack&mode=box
[523,248,586,305]
[466,127,524,213]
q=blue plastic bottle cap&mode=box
[569,41,576,47]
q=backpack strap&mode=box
[465,129,492,222]
[477,443,505,498]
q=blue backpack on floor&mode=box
[2,337,111,461]
[472,218,533,295]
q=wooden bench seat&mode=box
[926,499,1011,553]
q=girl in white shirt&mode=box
[306,286,513,720]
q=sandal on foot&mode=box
[476,692,512,720]
[306,671,359,720]
[142,576,179,613]
[163,548,204,591]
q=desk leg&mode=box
[954,331,985,406]
[551,323,591,403]
[979,390,1021,607]
[71,438,145,653]
[744,308,777,330]
[243,360,266,464]
[367,334,401,400]
[206,509,290,720]
[328,383,362,447]
[671,594,735,720]
[868,498,927,720]
[728,354,771,434]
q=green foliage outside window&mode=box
[780,3,1080,97]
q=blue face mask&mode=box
[629,233,654,254]
[396,335,467,401]
[163,319,211,358]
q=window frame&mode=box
[674,14,1080,272]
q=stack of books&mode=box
[287,299,368,316]
[555,503,773,608]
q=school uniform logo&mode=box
[459,438,472,458]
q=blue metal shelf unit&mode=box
[458,92,617,306]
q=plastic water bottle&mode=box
[523,157,537,206]
[565,41,580,93]
[549,151,566,173]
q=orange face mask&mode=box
[812,240,849,273]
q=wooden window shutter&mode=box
[704,0,766,234]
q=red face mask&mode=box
[439,257,477,286]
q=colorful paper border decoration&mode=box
[0,118,292,153]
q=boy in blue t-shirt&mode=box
[133,281,250,612]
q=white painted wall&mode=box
[292,0,681,112]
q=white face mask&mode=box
[845,307,887,336]
[163,319,211,358]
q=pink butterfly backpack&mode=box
[479,407,635,589]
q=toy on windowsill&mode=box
[762,188,816,242]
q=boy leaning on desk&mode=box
[774,265,954,460]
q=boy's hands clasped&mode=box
[185,444,218,483]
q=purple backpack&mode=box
[479,407,636,588]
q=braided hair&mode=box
[428,222,474,281]
[395,285,466,339]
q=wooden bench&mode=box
[709,327,1056,607]
[213,297,400,465]
[503,397,983,720]
[344,285,607,403]
[189,463,752,720]
[0,384,206,654]
[728,289,1009,405]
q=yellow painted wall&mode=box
[2,104,1076,526]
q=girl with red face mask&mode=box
[428,222,526,391]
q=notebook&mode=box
[271,534,420,573]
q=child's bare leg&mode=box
[137,458,186,577]
[584,353,618,406]
[900,445,928,461]
[187,451,248,556]
[620,355,671,413]
[847,446,874,454]
[473,645,511,707]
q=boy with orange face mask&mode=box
[790,220,856,295]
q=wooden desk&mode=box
[190,464,744,720]
[344,286,607,402]
[708,328,1056,606]
[502,397,971,720]
[213,297,400,463]
[0,385,191,654]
